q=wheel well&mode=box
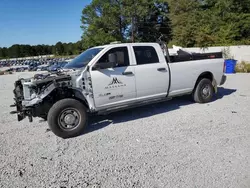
[57,88,89,109]
[72,94,89,109]
[193,72,214,91]
[198,72,213,82]
[33,87,89,119]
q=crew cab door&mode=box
[90,46,136,108]
[132,45,170,99]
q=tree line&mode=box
[0,41,83,59]
[1,0,250,59]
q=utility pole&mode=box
[131,16,134,43]
[131,0,135,43]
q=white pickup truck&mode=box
[11,42,226,138]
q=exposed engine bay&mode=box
[11,70,89,122]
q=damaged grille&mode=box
[10,79,29,121]
[13,79,24,111]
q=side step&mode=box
[98,97,172,115]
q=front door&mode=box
[90,47,136,108]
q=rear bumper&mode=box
[220,75,227,85]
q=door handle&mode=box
[122,71,133,75]
[157,68,167,71]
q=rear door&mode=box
[132,45,170,99]
[90,46,136,108]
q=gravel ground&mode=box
[0,72,249,188]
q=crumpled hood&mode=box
[32,73,72,85]
[23,69,80,86]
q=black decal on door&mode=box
[109,77,123,85]
[105,77,126,89]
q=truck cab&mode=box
[87,43,170,110]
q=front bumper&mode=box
[220,75,227,85]
[10,101,33,122]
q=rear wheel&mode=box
[47,98,88,138]
[193,78,214,103]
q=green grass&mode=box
[235,61,250,73]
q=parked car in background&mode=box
[37,65,49,71]
[48,63,59,72]
[58,61,68,69]
[42,66,49,71]
[28,62,38,71]
[48,62,68,72]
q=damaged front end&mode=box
[10,72,73,122]
[10,79,31,121]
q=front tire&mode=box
[193,78,214,103]
[47,98,88,138]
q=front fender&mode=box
[22,83,56,107]
[72,89,90,108]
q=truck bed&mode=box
[168,50,223,63]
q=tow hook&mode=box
[10,111,18,114]
[28,116,33,122]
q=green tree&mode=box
[81,0,172,47]
[55,42,64,55]
[166,0,250,47]
[136,1,172,42]
[66,43,74,55]
[0,48,3,59]
[8,45,21,58]
[165,0,201,47]
[81,0,125,48]
[2,47,8,58]
[203,0,250,45]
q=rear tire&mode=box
[193,78,214,103]
[47,98,88,138]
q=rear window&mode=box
[133,46,159,65]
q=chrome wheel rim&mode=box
[58,108,81,130]
[201,85,211,99]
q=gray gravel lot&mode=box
[0,72,249,188]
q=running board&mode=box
[98,97,172,115]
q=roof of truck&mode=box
[91,42,179,56]
[92,42,159,49]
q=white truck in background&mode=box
[11,42,226,138]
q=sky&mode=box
[0,0,91,47]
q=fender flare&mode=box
[71,89,90,109]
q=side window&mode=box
[133,46,159,65]
[97,47,129,68]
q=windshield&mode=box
[64,48,103,69]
